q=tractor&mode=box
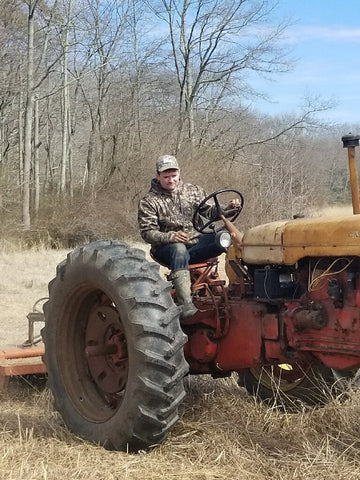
[42,134,360,451]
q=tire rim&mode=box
[250,363,310,392]
[85,304,129,394]
[59,287,129,422]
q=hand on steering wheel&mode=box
[192,189,244,234]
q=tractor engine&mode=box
[282,257,360,370]
[183,256,360,375]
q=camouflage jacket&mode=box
[138,179,209,248]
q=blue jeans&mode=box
[152,233,225,270]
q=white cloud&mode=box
[285,25,360,43]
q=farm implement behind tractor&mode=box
[2,134,360,453]
[0,298,46,390]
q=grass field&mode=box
[1,243,360,480]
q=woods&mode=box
[0,0,358,245]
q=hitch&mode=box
[23,297,47,347]
[342,134,360,214]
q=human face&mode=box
[157,169,180,192]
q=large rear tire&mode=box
[42,240,188,451]
[238,363,336,406]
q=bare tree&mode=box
[22,0,64,228]
[59,0,73,194]
[72,0,130,188]
[22,0,39,229]
[0,1,27,205]
[34,96,40,212]
[153,0,290,150]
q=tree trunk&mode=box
[18,91,24,195]
[34,97,40,213]
[60,0,73,194]
[23,1,38,230]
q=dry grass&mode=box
[0,243,70,347]
[1,244,360,479]
[2,376,360,480]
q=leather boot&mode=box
[172,269,198,322]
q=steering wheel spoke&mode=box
[193,188,244,234]
[201,217,217,232]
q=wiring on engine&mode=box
[308,257,354,292]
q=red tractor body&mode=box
[184,256,360,374]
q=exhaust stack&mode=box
[342,134,360,214]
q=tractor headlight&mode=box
[215,230,232,249]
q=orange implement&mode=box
[0,345,46,391]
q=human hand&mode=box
[227,198,241,209]
[170,231,190,243]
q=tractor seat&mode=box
[149,248,218,270]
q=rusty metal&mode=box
[0,297,49,390]
[85,304,128,394]
[293,304,328,330]
[342,134,360,214]
[190,259,219,290]
[23,297,47,347]
[190,261,230,338]
[0,346,46,391]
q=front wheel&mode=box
[238,363,336,406]
[42,240,189,451]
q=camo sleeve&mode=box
[138,197,174,246]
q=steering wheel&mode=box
[192,188,244,234]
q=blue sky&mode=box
[251,0,360,124]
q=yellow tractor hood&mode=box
[240,215,360,265]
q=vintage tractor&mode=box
[42,134,360,451]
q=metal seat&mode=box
[149,248,217,270]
